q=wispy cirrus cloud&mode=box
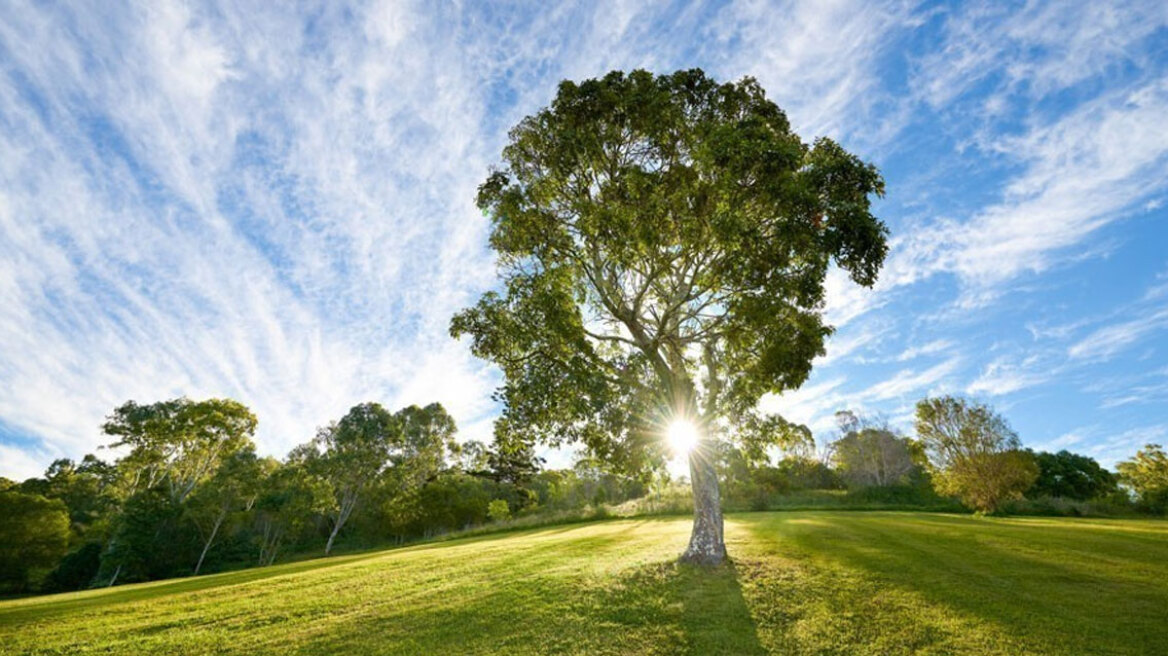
[966,356,1052,397]
[0,1,927,478]
[1069,308,1168,361]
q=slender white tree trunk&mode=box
[194,512,225,575]
[325,520,342,556]
[680,441,726,565]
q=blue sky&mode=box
[1,1,1166,480]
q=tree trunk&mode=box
[680,442,726,566]
[325,521,341,556]
[194,512,225,575]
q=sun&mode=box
[666,419,700,456]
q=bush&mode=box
[846,483,949,507]
[43,542,102,592]
[487,499,511,523]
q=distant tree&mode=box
[831,413,916,488]
[303,403,397,555]
[304,402,458,555]
[0,491,70,591]
[914,396,1038,513]
[391,472,494,536]
[20,456,117,539]
[394,403,459,486]
[1116,444,1168,513]
[1028,450,1117,501]
[451,68,887,564]
[454,440,490,473]
[773,456,844,491]
[102,397,257,504]
[186,449,268,574]
[253,462,331,566]
[485,437,545,486]
[481,436,545,511]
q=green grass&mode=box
[2,512,1166,655]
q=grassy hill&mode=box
[2,512,1166,655]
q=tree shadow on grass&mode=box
[637,559,767,656]
[283,554,765,655]
[739,513,1168,655]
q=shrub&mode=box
[487,499,511,523]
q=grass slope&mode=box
[2,512,1166,655]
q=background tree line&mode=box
[3,394,1165,594]
[0,397,648,594]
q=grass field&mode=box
[2,512,1166,655]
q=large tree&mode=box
[452,69,888,564]
[915,396,1038,514]
[186,448,267,575]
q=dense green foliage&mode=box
[1029,449,1118,501]
[2,396,654,592]
[2,513,1165,655]
[0,492,70,592]
[452,67,888,460]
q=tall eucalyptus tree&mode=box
[453,69,887,564]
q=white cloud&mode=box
[914,2,1168,108]
[864,357,962,402]
[762,355,964,441]
[1032,430,1088,453]
[1083,424,1168,468]
[1068,308,1168,361]
[710,0,916,143]
[817,6,1168,328]
[760,377,850,438]
[0,2,507,469]
[896,339,954,362]
[0,444,52,482]
[880,79,1168,304]
[817,321,891,367]
[966,356,1051,397]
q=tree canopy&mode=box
[102,397,257,504]
[1116,444,1168,513]
[1029,450,1117,501]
